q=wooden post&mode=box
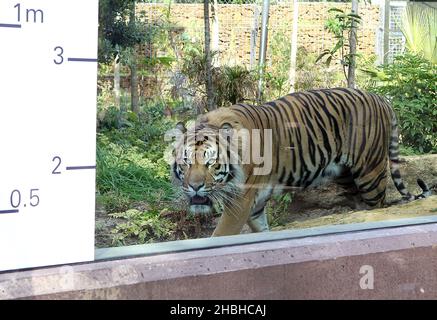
[129,1,139,114]
[204,0,215,112]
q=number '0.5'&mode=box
[10,189,40,208]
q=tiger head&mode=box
[170,119,245,215]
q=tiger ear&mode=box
[220,122,233,138]
[175,121,186,133]
[221,122,232,130]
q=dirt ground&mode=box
[95,154,437,247]
[269,154,437,231]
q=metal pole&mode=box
[257,0,270,103]
[288,0,299,93]
[383,0,390,64]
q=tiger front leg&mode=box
[212,188,257,237]
[212,207,251,236]
[247,206,269,232]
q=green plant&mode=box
[97,193,131,213]
[265,26,292,98]
[402,3,437,64]
[295,47,344,91]
[356,54,377,90]
[180,41,257,109]
[265,44,344,95]
[367,53,437,153]
[399,145,422,156]
[110,209,176,246]
[265,26,344,99]
[267,193,293,228]
[316,7,362,83]
[218,65,257,105]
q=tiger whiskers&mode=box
[209,192,240,220]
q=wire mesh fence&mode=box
[388,0,407,62]
[137,0,386,66]
[100,0,409,106]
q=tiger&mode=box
[170,88,431,237]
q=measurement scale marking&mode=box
[0,23,21,28]
[67,58,98,63]
[66,165,96,171]
[0,209,19,214]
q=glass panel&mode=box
[96,0,436,251]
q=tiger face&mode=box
[171,122,244,215]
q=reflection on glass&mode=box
[95,1,436,248]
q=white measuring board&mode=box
[0,0,98,271]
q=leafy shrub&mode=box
[355,54,377,90]
[267,193,293,228]
[266,28,344,98]
[402,3,437,64]
[110,209,176,246]
[218,65,257,105]
[368,53,436,153]
[265,27,292,98]
[294,47,343,91]
[179,42,257,110]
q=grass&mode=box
[96,134,175,210]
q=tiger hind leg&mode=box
[353,166,388,209]
[334,168,365,209]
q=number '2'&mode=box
[52,156,62,174]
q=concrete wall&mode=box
[2,222,437,299]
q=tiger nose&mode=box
[189,183,204,191]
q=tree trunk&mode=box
[347,0,359,89]
[288,0,299,93]
[204,0,215,112]
[130,1,139,114]
[250,5,260,69]
[113,52,121,109]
